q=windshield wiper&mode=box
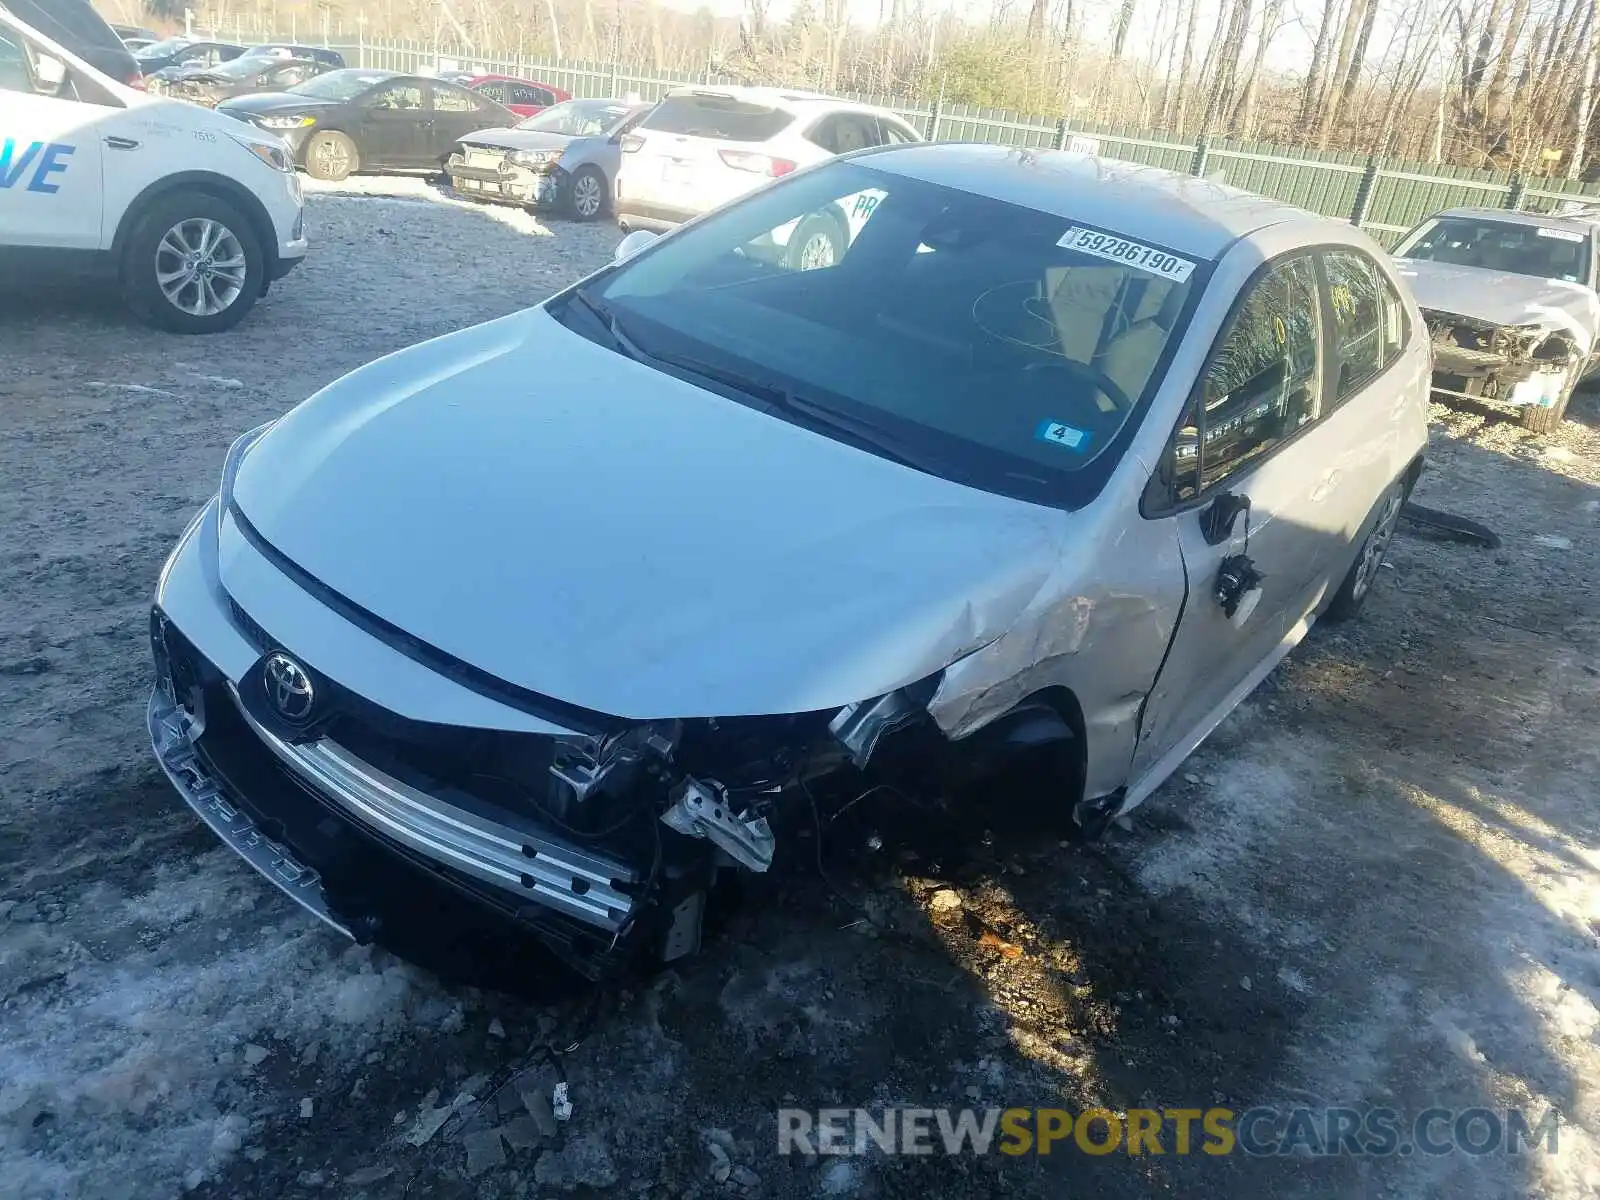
[565,288,646,360]
[645,350,942,474]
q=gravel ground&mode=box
[2,176,1599,1200]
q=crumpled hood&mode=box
[458,128,575,154]
[230,307,1066,721]
[1394,258,1600,348]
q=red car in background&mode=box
[462,74,570,118]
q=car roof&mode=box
[858,143,1320,259]
[1430,206,1600,234]
[661,84,903,119]
[467,73,560,86]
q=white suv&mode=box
[615,86,921,247]
[0,10,307,332]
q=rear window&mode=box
[4,0,123,51]
[640,94,794,142]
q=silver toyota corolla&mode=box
[148,145,1430,976]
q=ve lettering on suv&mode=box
[148,145,1428,979]
[0,9,307,332]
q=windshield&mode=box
[573,161,1204,507]
[1396,217,1591,284]
[288,68,393,100]
[135,36,190,59]
[517,99,630,136]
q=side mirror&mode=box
[34,53,67,92]
[614,229,658,263]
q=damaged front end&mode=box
[1423,310,1581,409]
[151,604,1064,979]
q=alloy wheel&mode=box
[1350,490,1403,601]
[154,218,247,317]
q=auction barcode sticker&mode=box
[1057,227,1196,282]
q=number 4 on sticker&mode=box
[1036,420,1091,451]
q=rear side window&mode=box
[641,94,794,141]
[1323,249,1390,404]
[475,80,506,102]
[1171,254,1323,498]
[433,83,476,112]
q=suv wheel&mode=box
[121,192,264,334]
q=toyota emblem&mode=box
[262,652,315,722]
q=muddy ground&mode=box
[2,177,1598,1200]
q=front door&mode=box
[357,80,428,168]
[1130,252,1339,785]
[0,26,104,249]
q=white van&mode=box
[0,8,307,332]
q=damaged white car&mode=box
[1392,206,1600,432]
[148,145,1429,977]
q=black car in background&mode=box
[169,55,335,107]
[132,35,246,78]
[219,69,517,180]
[1,0,138,82]
[144,42,346,90]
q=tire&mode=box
[786,212,845,271]
[304,130,358,181]
[563,165,609,220]
[1520,374,1574,434]
[120,192,264,334]
[1324,478,1408,622]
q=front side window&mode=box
[1171,254,1323,499]
[433,84,475,112]
[571,161,1207,508]
[1395,216,1590,284]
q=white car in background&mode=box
[0,8,306,332]
[615,84,922,265]
[1392,206,1600,432]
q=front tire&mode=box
[564,165,608,220]
[1324,479,1407,621]
[120,192,264,334]
[304,130,358,181]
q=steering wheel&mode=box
[1020,357,1134,415]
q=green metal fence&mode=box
[321,37,1600,243]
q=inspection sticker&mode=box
[1036,420,1092,451]
[1057,227,1196,281]
[1536,226,1584,242]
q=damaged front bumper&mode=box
[446,152,562,209]
[1423,310,1581,409]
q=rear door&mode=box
[1130,251,1341,781]
[620,90,797,215]
[427,80,504,155]
[356,79,428,167]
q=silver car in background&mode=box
[1393,206,1600,433]
[447,97,650,219]
[148,146,1429,978]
